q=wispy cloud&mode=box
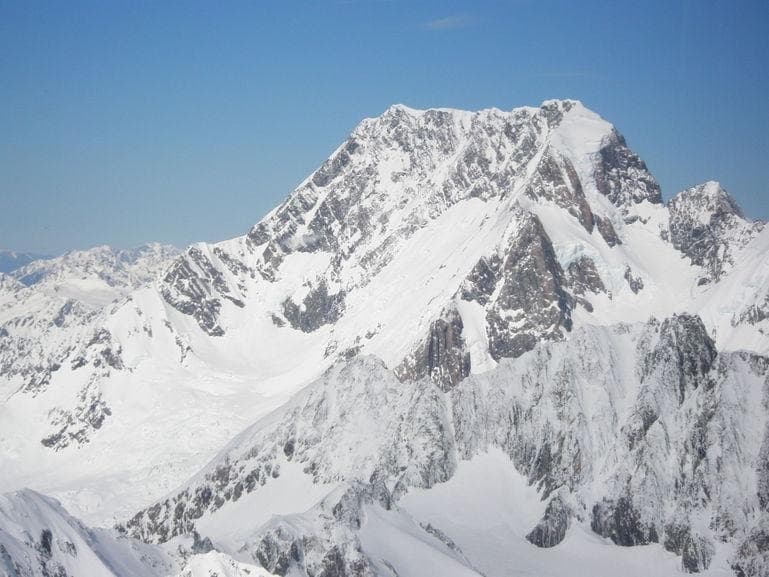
[336,0,396,4]
[424,15,474,31]
[530,71,601,79]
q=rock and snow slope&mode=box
[120,319,769,575]
[1,100,768,576]
[0,489,278,577]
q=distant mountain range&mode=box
[0,250,51,274]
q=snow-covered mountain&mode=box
[0,243,177,398]
[0,251,50,274]
[1,100,768,576]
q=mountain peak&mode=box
[667,181,763,281]
[669,181,745,223]
[540,97,583,116]
[384,102,420,115]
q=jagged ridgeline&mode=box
[2,100,769,577]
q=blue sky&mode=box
[1,0,767,254]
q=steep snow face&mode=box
[0,488,280,577]
[122,317,769,575]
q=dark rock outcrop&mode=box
[526,495,571,548]
[664,523,714,573]
[624,266,644,294]
[594,215,622,247]
[566,256,606,297]
[461,211,574,361]
[282,281,346,333]
[162,254,225,337]
[591,497,658,546]
[594,128,661,208]
[396,307,471,392]
[524,150,594,232]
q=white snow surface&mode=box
[398,449,736,577]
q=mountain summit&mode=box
[2,101,769,577]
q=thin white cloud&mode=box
[424,15,474,31]
[336,0,396,4]
[530,71,601,79]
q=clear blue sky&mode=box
[1,0,767,254]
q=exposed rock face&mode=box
[591,497,658,546]
[624,266,644,293]
[282,280,346,333]
[668,181,764,281]
[664,523,715,573]
[461,211,574,361]
[485,215,573,359]
[594,128,662,208]
[40,380,112,451]
[526,495,571,548]
[396,307,471,392]
[733,523,769,577]
[643,314,717,405]
[594,214,622,247]
[566,256,606,306]
[524,150,594,232]
[161,248,229,337]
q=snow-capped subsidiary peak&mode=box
[670,180,746,222]
[382,102,421,115]
[668,181,764,281]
